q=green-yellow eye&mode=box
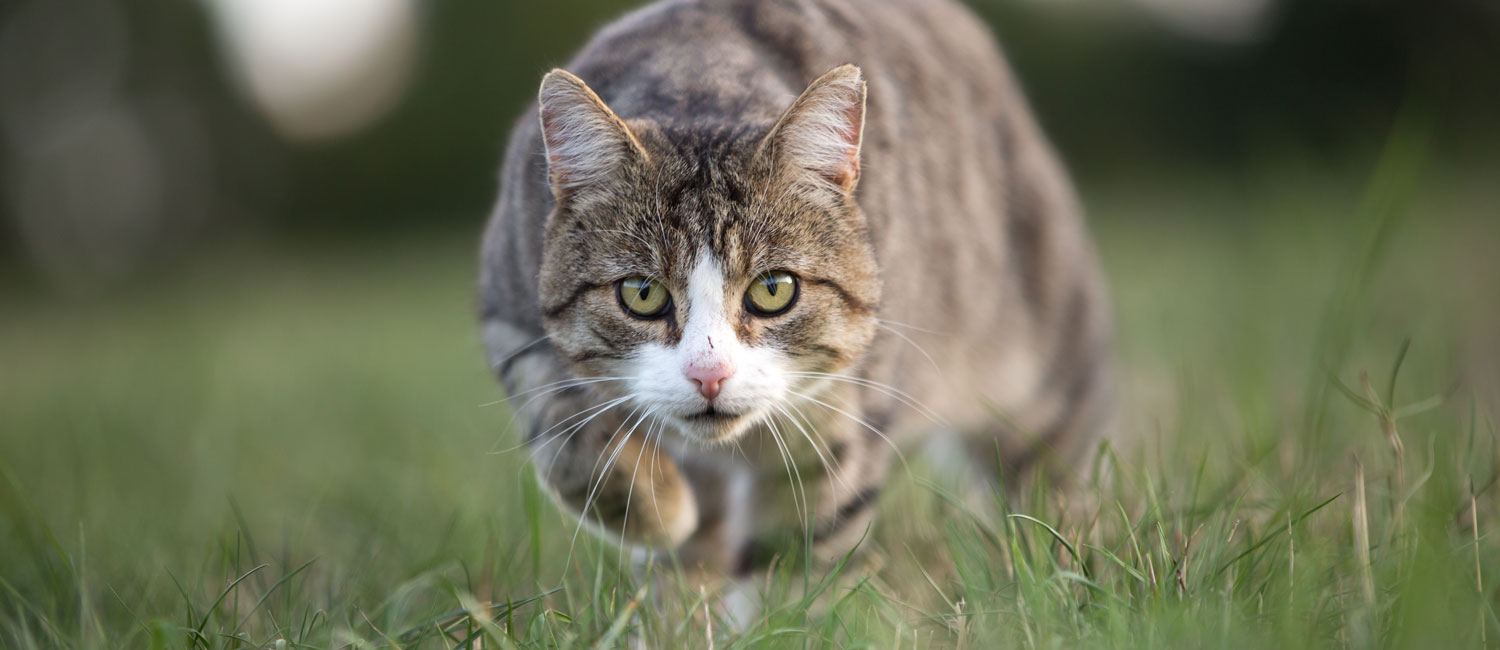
[745,271,798,316]
[617,276,670,318]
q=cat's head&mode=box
[534,65,880,444]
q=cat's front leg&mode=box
[752,399,895,568]
[538,412,699,548]
[507,350,699,549]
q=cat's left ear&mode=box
[537,69,649,204]
[758,64,866,195]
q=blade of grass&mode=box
[1214,492,1342,577]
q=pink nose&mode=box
[685,361,734,401]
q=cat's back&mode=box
[555,0,1006,127]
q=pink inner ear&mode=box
[535,70,648,200]
[539,109,574,189]
[540,108,572,185]
[784,74,865,192]
[537,94,636,198]
[832,96,864,188]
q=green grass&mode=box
[2,151,1498,646]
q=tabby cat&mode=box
[479,0,1112,575]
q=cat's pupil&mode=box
[638,284,651,299]
[765,277,777,296]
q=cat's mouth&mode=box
[676,405,756,442]
[686,405,739,421]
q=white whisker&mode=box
[769,402,852,496]
[645,413,670,549]
[504,393,632,456]
[616,407,659,568]
[875,317,946,336]
[487,377,632,453]
[538,396,635,486]
[785,371,946,425]
[564,406,649,570]
[763,416,809,532]
[875,322,943,375]
[486,375,627,411]
[580,406,648,512]
[481,333,552,381]
[787,388,913,477]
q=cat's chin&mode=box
[673,407,759,444]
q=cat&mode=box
[479,0,1112,576]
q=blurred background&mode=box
[2,0,1499,644]
[1,0,1497,289]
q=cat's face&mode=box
[534,66,879,443]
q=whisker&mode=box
[787,388,914,477]
[616,407,658,569]
[580,406,648,512]
[583,413,653,563]
[769,402,851,496]
[646,413,670,549]
[482,333,552,380]
[486,375,627,409]
[763,416,809,532]
[785,371,946,425]
[875,317,946,336]
[487,377,631,452]
[538,396,635,487]
[875,322,943,375]
[776,402,866,505]
[499,393,631,455]
[564,406,649,570]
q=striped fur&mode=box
[479,0,1112,576]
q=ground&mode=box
[2,149,1497,647]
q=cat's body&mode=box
[480,0,1111,574]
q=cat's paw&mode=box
[621,436,699,546]
[552,433,699,549]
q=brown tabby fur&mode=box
[479,0,1112,576]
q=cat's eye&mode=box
[745,271,799,316]
[617,276,671,318]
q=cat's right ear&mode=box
[757,64,866,196]
[537,69,648,204]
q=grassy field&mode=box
[2,148,1498,647]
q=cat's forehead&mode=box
[652,125,760,207]
[642,185,807,277]
[607,145,779,265]
[553,123,834,278]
